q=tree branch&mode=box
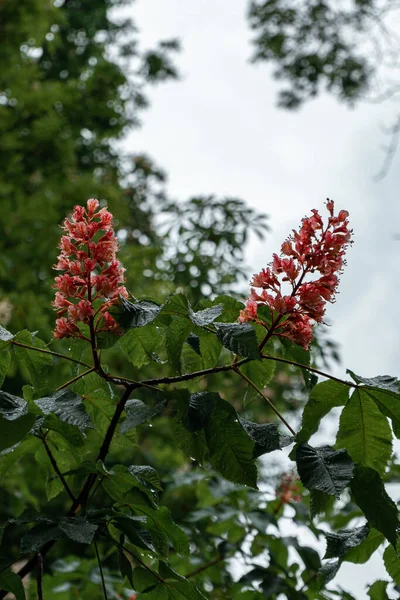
[39,430,76,502]
[11,340,92,369]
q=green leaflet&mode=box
[296,443,354,498]
[239,359,275,405]
[324,524,370,559]
[0,570,26,600]
[336,388,392,476]
[343,528,384,564]
[13,330,53,387]
[383,543,400,585]
[0,351,10,388]
[204,398,258,488]
[297,379,349,443]
[119,323,162,368]
[215,323,260,359]
[351,466,398,547]
[368,580,390,600]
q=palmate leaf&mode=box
[215,323,260,359]
[296,443,354,498]
[297,379,350,443]
[351,466,399,547]
[324,523,370,559]
[336,388,392,476]
[35,390,93,432]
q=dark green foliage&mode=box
[351,466,399,546]
[296,443,354,497]
[248,0,375,108]
[324,523,370,559]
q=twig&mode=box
[39,431,76,502]
[233,366,296,436]
[186,555,224,578]
[56,366,96,391]
[261,353,356,388]
[11,340,92,369]
[94,540,109,600]
[140,357,249,386]
[37,553,44,600]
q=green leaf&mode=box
[160,293,190,318]
[112,297,161,328]
[132,566,159,592]
[212,295,244,322]
[384,544,400,584]
[119,323,161,368]
[21,523,63,552]
[215,323,260,359]
[133,505,189,556]
[324,523,370,559]
[0,325,13,350]
[186,333,201,355]
[342,528,384,564]
[336,389,392,476]
[239,359,275,405]
[102,464,158,506]
[0,391,36,451]
[198,331,222,368]
[347,371,399,392]
[238,417,293,458]
[57,517,98,544]
[204,397,258,488]
[113,516,156,553]
[351,466,398,546]
[0,351,10,388]
[296,443,354,497]
[368,580,390,600]
[0,570,26,600]
[13,330,53,387]
[166,318,192,373]
[309,490,335,519]
[297,379,349,443]
[35,390,93,432]
[181,392,217,432]
[188,304,223,327]
[362,387,400,439]
[118,548,134,586]
[316,560,340,589]
[119,398,167,433]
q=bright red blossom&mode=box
[53,199,128,340]
[239,200,352,349]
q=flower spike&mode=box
[52,199,128,340]
[239,199,352,349]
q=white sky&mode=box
[117,1,400,596]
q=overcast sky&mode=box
[117,1,400,596]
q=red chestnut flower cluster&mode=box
[239,200,352,349]
[53,199,128,340]
[276,471,302,505]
